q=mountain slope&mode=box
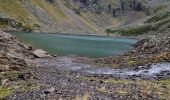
[0,0,148,34]
[106,0,170,36]
[0,0,97,34]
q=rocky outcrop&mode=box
[67,0,144,17]
[0,30,34,71]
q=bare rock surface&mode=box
[0,30,34,71]
[33,49,51,58]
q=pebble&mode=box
[44,87,56,94]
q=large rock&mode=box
[33,49,51,58]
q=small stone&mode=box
[1,79,9,86]
[0,65,10,71]
[44,87,56,94]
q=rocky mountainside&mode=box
[106,0,170,36]
[92,29,170,68]
[0,30,34,71]
[0,0,153,34]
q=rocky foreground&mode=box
[0,30,170,99]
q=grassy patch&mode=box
[103,79,170,99]
[106,17,170,36]
[106,11,170,36]
[0,87,13,99]
[105,29,118,34]
[30,0,67,21]
[153,5,166,13]
[153,18,170,29]
[0,17,36,31]
[106,24,153,36]
[0,82,42,99]
[0,70,42,99]
[0,71,19,80]
[145,12,170,23]
[0,0,68,30]
[14,82,43,92]
[0,0,30,18]
[167,24,170,28]
[119,25,153,35]
[103,79,135,84]
[80,76,170,98]
[127,60,138,66]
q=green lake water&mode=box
[11,32,138,57]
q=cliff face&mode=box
[67,0,143,15]
[0,0,161,34]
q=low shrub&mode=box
[106,24,153,36]
[119,25,153,36]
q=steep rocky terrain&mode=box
[0,30,34,71]
[106,0,170,36]
[0,0,150,34]
[0,30,37,99]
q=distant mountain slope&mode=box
[0,0,165,34]
[106,0,170,36]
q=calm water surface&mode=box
[11,32,138,57]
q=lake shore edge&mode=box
[0,30,170,99]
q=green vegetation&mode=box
[0,87,13,99]
[81,76,170,99]
[106,29,118,34]
[103,79,135,84]
[0,71,19,80]
[0,0,72,31]
[0,70,42,99]
[167,24,170,28]
[106,24,153,36]
[0,17,9,25]
[153,5,166,13]
[0,82,41,99]
[0,17,35,32]
[120,25,152,35]
[153,18,170,29]
[127,60,138,66]
[0,0,31,18]
[106,13,170,36]
[145,12,170,23]
[31,0,67,21]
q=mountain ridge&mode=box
[0,0,152,34]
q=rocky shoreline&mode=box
[77,29,170,69]
[0,30,35,71]
[0,30,170,99]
